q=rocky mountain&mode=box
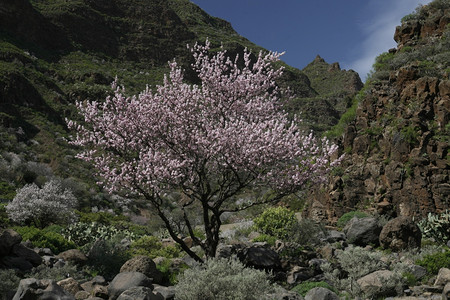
[305,2,450,224]
[0,0,361,205]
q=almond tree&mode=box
[68,41,340,261]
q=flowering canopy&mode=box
[68,40,340,260]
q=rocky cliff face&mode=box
[306,3,450,223]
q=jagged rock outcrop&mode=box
[305,3,449,223]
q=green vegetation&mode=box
[252,233,277,246]
[13,226,76,254]
[128,235,181,259]
[292,281,338,297]
[253,206,296,240]
[418,210,450,244]
[337,211,369,228]
[175,258,274,300]
[416,250,450,274]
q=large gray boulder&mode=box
[12,243,42,266]
[120,256,163,284]
[13,278,75,300]
[57,249,88,265]
[1,255,34,271]
[116,287,164,300]
[356,270,397,298]
[379,216,422,251]
[304,287,339,300]
[344,217,382,246]
[108,272,153,300]
[0,229,22,256]
[152,285,176,300]
[236,244,282,271]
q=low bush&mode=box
[337,211,369,228]
[175,258,274,300]
[253,206,296,240]
[26,263,84,281]
[86,233,132,281]
[416,250,450,274]
[156,257,189,285]
[0,269,20,297]
[291,281,338,297]
[252,234,277,246]
[128,235,181,259]
[13,226,76,254]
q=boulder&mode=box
[324,230,346,243]
[237,244,282,271]
[435,268,450,286]
[379,216,422,251]
[0,229,22,256]
[120,256,163,284]
[116,286,164,300]
[152,284,176,300]
[57,277,81,296]
[108,272,153,300]
[444,282,450,300]
[344,217,382,246]
[57,249,88,265]
[75,290,90,300]
[80,276,107,293]
[287,266,314,284]
[92,285,108,299]
[356,270,396,297]
[304,287,339,300]
[11,243,42,266]
[13,278,75,300]
[1,255,34,271]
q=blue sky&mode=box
[190,0,431,81]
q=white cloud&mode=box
[347,0,431,81]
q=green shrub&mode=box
[417,210,450,244]
[156,257,189,285]
[128,235,181,259]
[0,203,11,227]
[252,234,277,246]
[0,181,16,201]
[175,258,274,300]
[253,206,296,240]
[291,281,338,297]
[337,211,369,228]
[416,250,450,274]
[86,233,132,281]
[13,226,76,254]
[0,269,20,297]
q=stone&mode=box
[344,217,382,246]
[108,272,153,300]
[57,249,88,265]
[379,216,422,251]
[443,282,450,300]
[152,284,176,300]
[12,243,43,266]
[304,287,339,300]
[435,268,450,286]
[80,276,107,293]
[325,230,345,243]
[120,256,163,284]
[287,266,315,284]
[236,244,282,271]
[13,278,75,300]
[0,229,22,256]
[116,286,164,300]
[75,290,90,300]
[356,270,396,297]
[406,264,428,280]
[92,285,108,299]
[57,277,81,296]
[1,255,34,271]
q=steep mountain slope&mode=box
[0,0,361,208]
[305,2,450,223]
